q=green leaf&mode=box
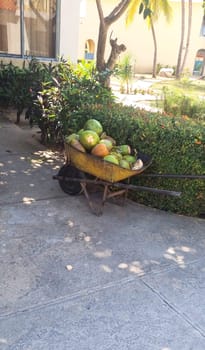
[139,2,144,14]
[143,7,151,19]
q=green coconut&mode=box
[119,159,131,169]
[114,145,131,155]
[100,132,116,146]
[79,130,100,151]
[77,129,84,137]
[70,139,86,153]
[99,139,113,151]
[109,152,123,161]
[84,119,103,136]
[103,154,119,165]
[123,155,136,164]
[65,133,79,144]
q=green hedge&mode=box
[67,103,205,218]
[1,60,204,217]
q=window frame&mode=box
[0,0,61,61]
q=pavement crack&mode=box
[141,279,205,338]
[0,275,136,320]
[0,195,68,207]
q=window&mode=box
[0,0,20,55]
[0,0,58,58]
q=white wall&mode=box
[78,0,205,74]
[59,0,81,62]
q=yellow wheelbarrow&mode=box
[53,144,181,215]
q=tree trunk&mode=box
[180,0,192,74]
[106,37,126,71]
[176,0,185,79]
[95,0,131,86]
[105,36,126,87]
[96,21,109,72]
[150,19,157,78]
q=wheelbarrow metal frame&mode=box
[53,144,182,215]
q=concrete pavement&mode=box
[0,111,205,350]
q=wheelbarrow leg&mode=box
[79,181,129,215]
[104,186,128,206]
[102,185,109,204]
[102,185,129,208]
[80,181,104,216]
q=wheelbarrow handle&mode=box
[53,175,181,197]
[110,182,181,197]
[141,174,205,179]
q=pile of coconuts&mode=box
[65,119,143,170]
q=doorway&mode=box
[193,49,205,76]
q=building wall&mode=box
[59,0,81,62]
[1,0,204,72]
[0,0,81,64]
[78,0,205,74]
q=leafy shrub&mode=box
[34,60,114,143]
[0,59,114,143]
[0,59,56,123]
[114,54,133,94]
[163,86,205,121]
[0,61,31,115]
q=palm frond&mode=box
[126,0,141,26]
[151,0,173,23]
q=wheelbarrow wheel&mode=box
[57,165,85,195]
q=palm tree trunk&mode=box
[176,0,185,79]
[180,0,192,74]
[150,19,157,78]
